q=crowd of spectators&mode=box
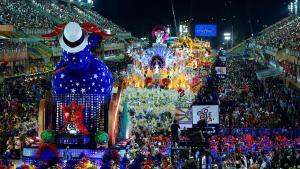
[33,0,126,34]
[105,57,132,83]
[33,0,84,24]
[208,134,299,168]
[76,6,127,33]
[0,0,126,35]
[0,0,55,30]
[255,16,300,51]
[0,41,26,53]
[0,132,297,168]
[0,41,27,76]
[218,58,300,128]
[0,76,51,159]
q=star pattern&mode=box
[52,46,113,96]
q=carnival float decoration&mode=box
[30,22,114,154]
[62,102,88,135]
[42,22,113,135]
[126,29,214,92]
[119,26,216,137]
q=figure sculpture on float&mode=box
[42,22,114,133]
[155,30,165,44]
[154,63,160,74]
[43,22,113,96]
[152,25,169,45]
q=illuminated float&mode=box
[120,27,215,135]
[23,22,125,163]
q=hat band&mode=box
[63,32,85,48]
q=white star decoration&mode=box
[92,82,95,86]
[60,74,65,79]
[83,79,86,82]
[101,88,105,92]
[71,88,76,93]
[81,88,86,93]
[93,74,98,79]
[80,59,82,63]
[102,72,105,76]
[59,84,63,87]
[76,83,80,86]
[72,57,76,60]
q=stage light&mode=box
[224,36,231,40]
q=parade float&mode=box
[119,26,216,135]
[22,22,125,164]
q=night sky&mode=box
[94,0,291,45]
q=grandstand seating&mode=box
[255,16,300,51]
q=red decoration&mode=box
[42,22,113,38]
[177,88,185,97]
[145,77,153,86]
[20,164,30,169]
[0,60,9,66]
[111,149,120,164]
[161,78,171,87]
[80,22,113,38]
[62,102,89,135]
[41,23,67,38]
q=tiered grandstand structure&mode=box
[0,0,134,81]
[231,15,300,90]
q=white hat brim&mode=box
[59,33,89,53]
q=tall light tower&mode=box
[224,33,231,49]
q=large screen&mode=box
[215,67,227,75]
[192,105,219,124]
[195,24,217,37]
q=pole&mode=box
[227,40,229,49]
[231,25,234,48]
[170,0,178,36]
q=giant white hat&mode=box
[59,22,89,53]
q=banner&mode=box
[176,107,193,129]
[175,107,192,124]
[0,25,14,32]
[192,105,219,124]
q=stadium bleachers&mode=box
[255,16,300,51]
